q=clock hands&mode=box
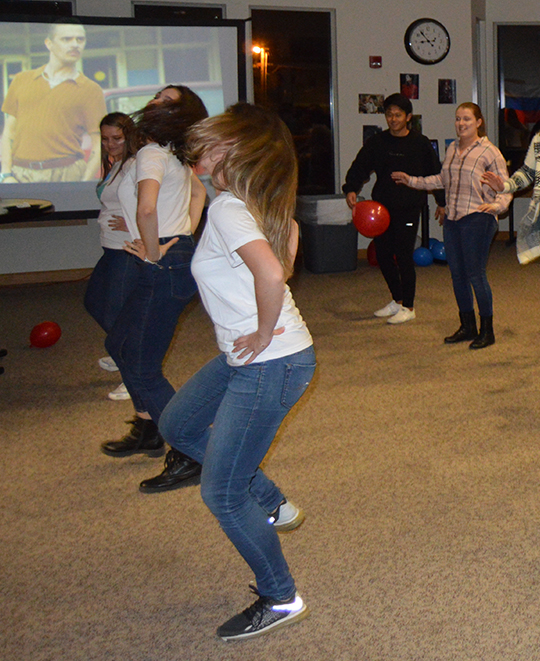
[419,30,436,46]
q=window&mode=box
[498,24,540,173]
[251,9,335,194]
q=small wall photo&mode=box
[400,73,419,99]
[359,94,384,113]
[439,79,456,104]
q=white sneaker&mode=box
[108,383,131,401]
[387,307,416,324]
[268,499,305,532]
[374,300,402,317]
[98,356,119,372]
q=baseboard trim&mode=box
[0,268,93,287]
[0,232,514,286]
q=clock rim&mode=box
[404,17,451,65]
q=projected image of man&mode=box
[1,21,106,184]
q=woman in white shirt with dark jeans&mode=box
[100,87,207,482]
[84,113,138,400]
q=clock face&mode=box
[405,18,450,65]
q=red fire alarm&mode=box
[369,56,382,69]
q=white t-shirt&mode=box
[118,142,192,240]
[191,191,313,366]
[97,160,133,250]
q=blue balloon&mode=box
[413,246,434,266]
[429,238,439,249]
[431,242,447,262]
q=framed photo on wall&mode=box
[438,79,456,104]
[400,73,419,99]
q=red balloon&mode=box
[367,240,378,266]
[353,201,390,238]
[30,321,62,348]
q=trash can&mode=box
[296,195,358,274]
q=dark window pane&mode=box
[251,9,335,195]
[498,24,540,173]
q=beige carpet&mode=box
[2,241,540,660]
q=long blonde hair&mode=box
[187,103,298,278]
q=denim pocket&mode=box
[280,359,316,410]
[168,262,198,301]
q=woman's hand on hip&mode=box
[123,237,179,262]
[108,214,129,232]
[123,238,148,261]
[477,202,498,215]
[232,327,285,365]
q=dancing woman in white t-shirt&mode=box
[84,112,138,401]
[156,104,316,640]
[100,87,207,481]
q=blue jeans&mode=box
[159,345,316,600]
[105,236,197,421]
[443,213,498,317]
[84,248,139,333]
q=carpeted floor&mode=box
[2,241,540,660]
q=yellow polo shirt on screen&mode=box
[2,65,106,162]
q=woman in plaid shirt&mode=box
[392,102,512,349]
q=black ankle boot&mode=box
[101,417,165,457]
[469,315,495,349]
[139,448,202,493]
[444,310,478,344]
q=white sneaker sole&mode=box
[274,508,306,532]
[98,357,119,372]
[219,604,310,641]
[387,312,416,325]
[108,388,131,401]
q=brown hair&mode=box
[99,112,138,184]
[186,103,298,278]
[132,85,208,163]
[457,102,487,137]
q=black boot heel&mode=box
[469,316,495,350]
[444,310,478,344]
[101,417,165,457]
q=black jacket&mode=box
[342,130,445,210]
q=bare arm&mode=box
[82,133,102,182]
[189,171,207,234]
[136,178,162,262]
[288,219,299,265]
[232,239,285,364]
[1,114,18,181]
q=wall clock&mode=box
[404,18,450,65]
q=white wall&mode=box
[3,0,531,273]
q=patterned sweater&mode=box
[503,133,540,264]
[502,132,540,197]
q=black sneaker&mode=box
[217,586,309,641]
